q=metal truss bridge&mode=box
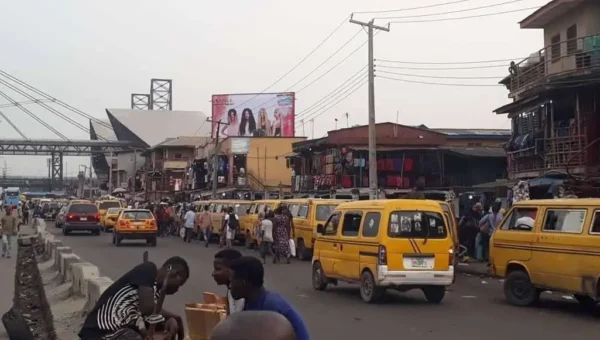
[0,70,137,191]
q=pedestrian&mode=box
[212,249,245,314]
[458,202,483,258]
[22,202,29,226]
[155,204,167,237]
[0,209,18,258]
[272,207,291,264]
[259,212,274,264]
[198,205,212,247]
[476,202,502,262]
[210,311,296,340]
[229,256,309,340]
[183,206,196,243]
[79,256,188,340]
[224,207,239,249]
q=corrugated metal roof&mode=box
[106,109,210,147]
[431,128,511,136]
[151,136,212,149]
[442,146,506,158]
[90,119,117,141]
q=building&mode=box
[193,136,306,197]
[88,108,210,192]
[143,136,211,201]
[288,123,509,195]
[495,0,600,182]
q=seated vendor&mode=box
[79,257,189,340]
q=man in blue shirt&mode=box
[229,257,310,340]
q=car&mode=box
[62,203,102,236]
[113,209,158,247]
[102,208,123,231]
[55,206,68,228]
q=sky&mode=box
[0,0,550,176]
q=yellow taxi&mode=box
[312,199,454,303]
[102,207,124,231]
[491,198,600,307]
[96,200,122,221]
[282,198,347,260]
[113,209,158,247]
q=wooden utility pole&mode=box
[206,119,229,199]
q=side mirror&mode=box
[316,224,324,234]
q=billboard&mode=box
[211,92,295,138]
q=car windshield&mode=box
[316,205,338,221]
[69,204,98,214]
[107,208,122,214]
[6,192,18,197]
[121,211,153,220]
[99,201,121,210]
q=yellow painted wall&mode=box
[245,137,306,188]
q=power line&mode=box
[388,6,541,23]
[354,0,470,14]
[250,28,365,111]
[193,120,208,136]
[377,63,506,70]
[377,70,505,79]
[374,0,523,19]
[375,57,522,65]
[297,66,367,119]
[303,80,367,122]
[302,78,367,121]
[226,15,351,112]
[379,75,503,87]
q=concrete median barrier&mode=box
[46,239,63,261]
[84,277,114,313]
[69,262,100,297]
[53,246,72,269]
[60,253,81,283]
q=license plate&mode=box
[404,257,434,270]
[80,217,87,221]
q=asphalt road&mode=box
[47,223,599,340]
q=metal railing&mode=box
[507,34,600,96]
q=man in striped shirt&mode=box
[79,257,189,340]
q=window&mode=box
[122,211,153,220]
[174,153,183,159]
[341,212,362,237]
[288,204,300,217]
[99,201,121,210]
[590,210,600,234]
[298,205,309,218]
[362,212,381,237]
[388,211,447,239]
[543,209,586,234]
[566,24,577,54]
[215,204,223,213]
[323,212,341,235]
[500,207,537,231]
[236,204,251,216]
[467,142,482,147]
[256,204,266,214]
[551,34,561,61]
[208,204,215,212]
[316,204,337,221]
[68,204,98,214]
[248,204,257,214]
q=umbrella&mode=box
[111,188,127,194]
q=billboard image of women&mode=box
[211,92,295,138]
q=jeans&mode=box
[476,232,490,262]
[2,235,13,257]
[202,228,212,247]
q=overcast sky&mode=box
[0,0,549,176]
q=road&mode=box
[47,223,599,340]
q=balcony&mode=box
[505,34,600,98]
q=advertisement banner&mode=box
[211,92,295,138]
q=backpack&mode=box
[228,213,239,230]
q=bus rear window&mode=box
[122,211,154,220]
[388,211,447,239]
[100,201,121,210]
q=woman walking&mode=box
[272,207,291,264]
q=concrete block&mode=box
[85,277,113,312]
[54,246,72,269]
[60,253,81,282]
[48,239,63,259]
[70,262,100,297]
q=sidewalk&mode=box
[455,261,495,277]
[0,239,17,340]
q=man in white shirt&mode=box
[183,206,196,243]
[212,249,245,314]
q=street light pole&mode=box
[349,15,390,200]
[206,119,229,199]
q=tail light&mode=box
[66,214,76,222]
[378,245,387,265]
[449,247,455,266]
[149,220,156,227]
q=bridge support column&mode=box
[50,152,63,191]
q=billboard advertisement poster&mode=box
[211,92,295,138]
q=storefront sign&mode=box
[231,139,250,154]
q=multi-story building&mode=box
[495,0,600,180]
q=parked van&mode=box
[208,200,251,242]
[312,199,454,303]
[282,198,347,260]
[243,200,282,248]
[491,198,600,307]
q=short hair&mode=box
[230,256,264,287]
[214,249,242,264]
[163,256,190,279]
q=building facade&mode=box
[495,0,600,182]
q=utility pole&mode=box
[206,118,229,199]
[300,119,305,136]
[335,118,338,130]
[310,118,314,139]
[349,15,390,200]
[345,113,349,128]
